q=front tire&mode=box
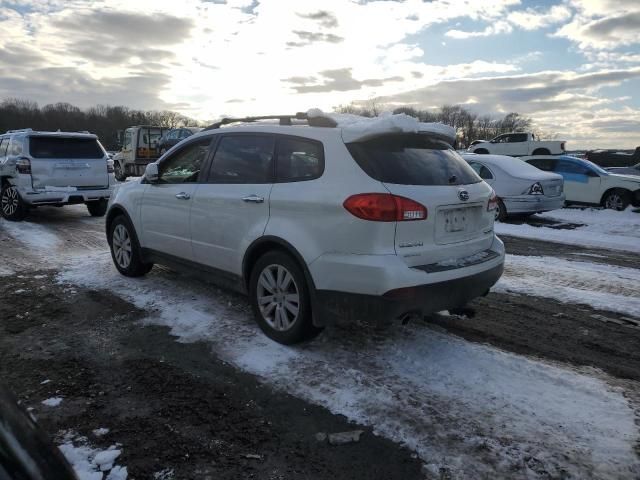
[602,189,630,211]
[249,251,321,344]
[494,198,507,222]
[1,183,28,221]
[114,161,127,182]
[86,199,108,217]
[108,215,153,277]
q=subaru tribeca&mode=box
[105,111,505,344]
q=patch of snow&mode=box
[40,379,51,385]
[14,288,27,293]
[0,265,14,276]
[1,220,63,251]
[496,254,640,317]
[153,469,174,480]
[93,428,109,437]
[58,433,127,480]
[58,254,640,479]
[42,397,63,407]
[496,207,640,253]
[307,108,456,143]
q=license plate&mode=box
[444,208,469,233]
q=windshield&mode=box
[347,134,482,186]
[29,137,104,159]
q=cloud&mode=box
[507,5,571,30]
[283,68,403,93]
[296,10,338,28]
[446,21,512,39]
[286,30,344,47]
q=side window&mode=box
[0,138,7,157]
[168,130,179,140]
[208,135,275,184]
[512,134,527,142]
[8,138,22,156]
[158,139,211,184]
[469,162,493,180]
[124,131,132,149]
[527,158,555,171]
[555,160,589,174]
[276,137,324,182]
[179,129,191,139]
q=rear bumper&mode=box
[502,194,565,214]
[19,186,112,206]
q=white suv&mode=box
[0,129,114,221]
[105,112,505,344]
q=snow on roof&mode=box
[307,108,456,144]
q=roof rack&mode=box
[6,128,33,134]
[203,112,337,131]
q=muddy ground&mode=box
[1,206,639,478]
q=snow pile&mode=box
[93,428,110,437]
[495,207,640,253]
[42,397,63,407]
[58,433,127,480]
[497,254,640,317]
[307,108,456,143]
[58,254,640,479]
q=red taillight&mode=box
[16,157,31,174]
[343,193,427,222]
[487,191,498,211]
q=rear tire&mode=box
[1,182,28,221]
[249,250,322,345]
[108,215,153,277]
[494,198,507,222]
[86,199,108,217]
[532,148,550,155]
[114,161,127,182]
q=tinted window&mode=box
[511,133,527,142]
[347,135,481,186]
[208,135,275,184]
[276,137,324,182]
[159,139,210,183]
[469,162,493,180]
[555,160,593,175]
[29,137,102,159]
[527,158,556,171]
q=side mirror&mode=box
[144,163,159,183]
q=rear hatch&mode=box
[28,135,108,189]
[136,127,167,162]
[347,134,495,267]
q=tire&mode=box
[494,198,507,222]
[114,161,127,182]
[602,189,630,211]
[532,148,550,155]
[108,215,153,277]
[249,250,322,345]
[1,182,28,221]
[475,148,489,154]
[86,199,108,217]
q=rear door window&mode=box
[469,162,494,180]
[347,134,481,186]
[207,135,275,184]
[276,137,324,182]
[29,137,102,159]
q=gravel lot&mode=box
[1,205,639,479]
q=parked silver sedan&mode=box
[462,153,565,221]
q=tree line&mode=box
[1,97,537,150]
[0,98,201,149]
[335,102,536,148]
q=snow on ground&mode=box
[495,207,640,253]
[58,252,640,479]
[58,432,127,480]
[42,397,63,407]
[1,218,64,250]
[497,254,640,317]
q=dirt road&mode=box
[1,205,638,479]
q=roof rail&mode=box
[6,128,33,134]
[203,112,337,131]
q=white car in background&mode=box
[524,155,640,211]
[462,154,565,221]
[105,111,505,344]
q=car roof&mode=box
[2,130,97,139]
[462,153,546,177]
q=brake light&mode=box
[343,193,427,222]
[107,159,114,173]
[16,157,31,174]
[487,191,498,211]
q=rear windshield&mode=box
[347,134,481,186]
[29,137,103,159]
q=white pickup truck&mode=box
[468,132,566,157]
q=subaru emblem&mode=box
[458,190,469,201]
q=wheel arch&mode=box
[105,204,136,244]
[474,148,489,154]
[600,187,631,206]
[532,148,550,155]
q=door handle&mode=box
[242,195,264,203]
[175,192,190,200]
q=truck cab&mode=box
[112,126,168,181]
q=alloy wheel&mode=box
[112,224,133,268]
[1,186,19,216]
[256,264,300,332]
[605,193,624,211]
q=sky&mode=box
[0,0,639,149]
